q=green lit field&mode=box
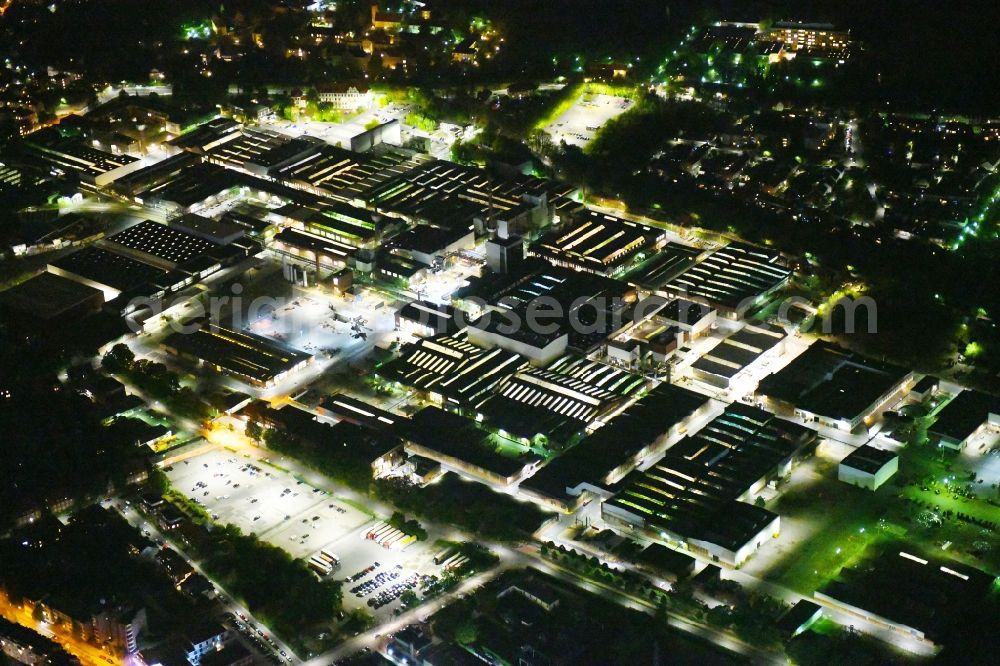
[532,82,585,131]
[759,446,1000,595]
[763,463,903,593]
[902,484,1000,525]
[897,441,1000,526]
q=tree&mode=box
[368,53,384,78]
[102,343,135,374]
[245,420,264,444]
[131,359,180,397]
[346,608,374,631]
[654,595,669,623]
[148,469,169,494]
[705,604,733,628]
[168,386,210,420]
[264,427,298,450]
[454,618,478,645]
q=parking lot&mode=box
[165,448,446,619]
[956,429,1000,496]
[244,291,396,359]
[543,93,633,147]
[262,103,411,148]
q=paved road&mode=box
[107,302,907,663]
[307,541,779,666]
[112,502,299,663]
[0,596,116,666]
[303,566,511,665]
[170,434,772,666]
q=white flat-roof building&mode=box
[838,444,899,491]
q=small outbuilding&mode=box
[838,444,898,490]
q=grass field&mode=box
[764,469,903,593]
[897,441,1000,524]
[902,484,1000,523]
[758,446,1000,594]
[532,82,585,130]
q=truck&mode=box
[433,547,456,565]
[308,556,332,576]
[319,549,340,567]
